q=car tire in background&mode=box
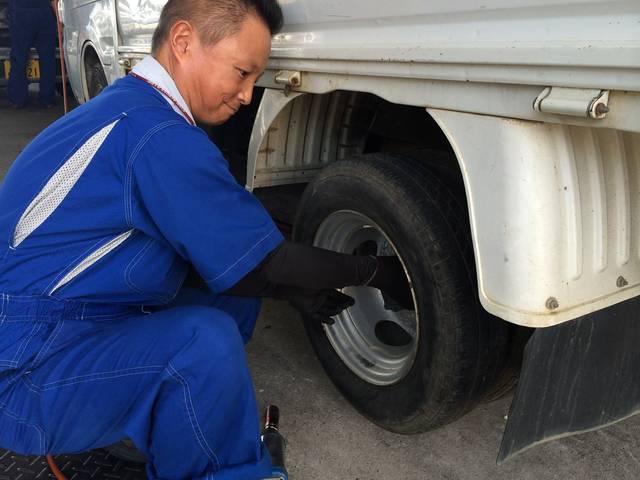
[84,49,107,100]
[293,152,510,433]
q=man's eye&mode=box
[237,68,249,79]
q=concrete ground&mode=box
[0,90,638,480]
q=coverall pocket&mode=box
[0,321,53,371]
[0,403,47,455]
[124,238,188,303]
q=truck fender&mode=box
[428,108,640,327]
[246,89,304,191]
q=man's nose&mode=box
[238,84,254,106]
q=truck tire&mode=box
[483,324,533,402]
[293,152,509,433]
[84,53,107,100]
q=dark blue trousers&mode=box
[7,6,57,107]
[0,289,274,479]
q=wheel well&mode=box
[82,44,103,83]
[344,92,463,194]
[83,44,99,68]
[251,91,465,211]
[362,95,453,155]
[252,91,466,234]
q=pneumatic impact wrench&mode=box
[262,405,289,480]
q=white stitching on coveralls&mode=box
[0,402,47,454]
[166,362,220,471]
[124,120,183,226]
[49,229,135,294]
[30,319,64,369]
[207,229,278,285]
[40,365,165,391]
[11,321,42,365]
[43,236,110,296]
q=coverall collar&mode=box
[132,56,195,125]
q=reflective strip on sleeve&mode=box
[12,119,120,248]
[49,229,135,294]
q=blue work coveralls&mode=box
[7,0,57,107]
[0,71,284,479]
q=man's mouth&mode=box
[223,101,238,113]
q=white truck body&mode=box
[59,0,640,328]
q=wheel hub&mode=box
[314,210,418,386]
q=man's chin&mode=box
[195,110,234,126]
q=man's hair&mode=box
[151,0,283,53]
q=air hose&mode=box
[46,454,67,480]
[53,0,69,114]
[45,4,69,479]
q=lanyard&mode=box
[129,71,196,126]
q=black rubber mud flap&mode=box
[498,296,640,463]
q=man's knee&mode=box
[214,295,262,343]
[163,291,261,344]
[157,306,252,400]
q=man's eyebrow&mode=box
[235,62,261,73]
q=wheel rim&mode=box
[314,210,419,386]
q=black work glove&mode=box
[277,286,355,325]
[368,256,414,310]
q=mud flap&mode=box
[497,296,640,463]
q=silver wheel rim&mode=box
[314,210,418,386]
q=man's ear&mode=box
[169,20,195,63]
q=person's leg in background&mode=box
[0,303,273,480]
[7,8,35,108]
[33,7,57,107]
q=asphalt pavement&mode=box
[0,89,638,480]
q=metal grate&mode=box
[0,449,147,480]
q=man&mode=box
[0,1,410,479]
[7,0,57,108]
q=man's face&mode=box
[180,14,272,125]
